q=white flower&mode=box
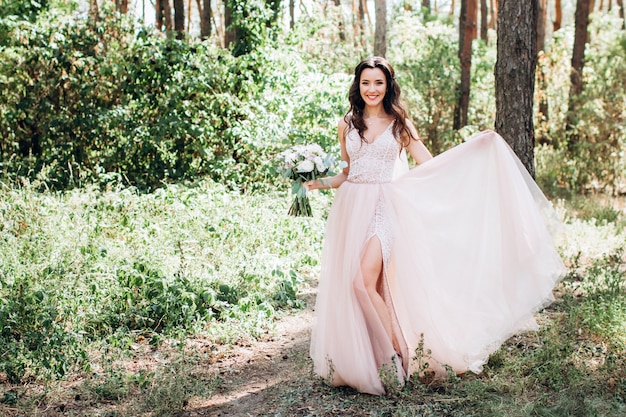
[284,151,297,164]
[314,156,325,172]
[296,159,315,173]
[306,144,323,154]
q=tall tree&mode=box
[224,0,237,49]
[566,0,592,149]
[537,0,547,52]
[174,0,185,39]
[334,0,346,41]
[374,0,387,56]
[617,0,626,29]
[553,0,562,31]
[495,0,538,177]
[115,0,129,13]
[197,0,211,39]
[489,0,497,30]
[156,0,173,32]
[357,0,366,48]
[480,0,488,41]
[454,0,477,129]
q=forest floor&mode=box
[0,289,331,417]
[2,273,625,417]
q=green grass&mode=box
[0,181,624,416]
[0,180,330,383]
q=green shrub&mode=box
[0,272,87,382]
[535,17,626,194]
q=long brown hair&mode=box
[344,56,416,147]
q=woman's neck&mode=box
[362,104,387,119]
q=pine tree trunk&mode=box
[566,0,591,149]
[454,0,477,130]
[495,0,538,177]
[174,0,185,39]
[489,0,497,29]
[537,0,547,52]
[115,0,129,13]
[553,0,562,31]
[480,0,488,41]
[156,0,173,32]
[617,0,625,29]
[198,0,211,39]
[334,0,345,41]
[224,0,237,49]
[358,0,366,48]
[374,0,387,56]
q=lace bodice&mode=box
[346,123,403,184]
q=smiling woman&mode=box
[306,56,566,395]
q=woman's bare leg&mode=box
[359,237,398,352]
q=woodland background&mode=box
[0,0,625,416]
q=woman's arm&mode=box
[405,119,433,164]
[305,119,351,191]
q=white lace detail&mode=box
[366,199,392,265]
[346,123,401,184]
[346,124,399,265]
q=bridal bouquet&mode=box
[275,144,341,217]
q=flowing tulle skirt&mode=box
[309,130,566,395]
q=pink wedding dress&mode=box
[309,126,566,395]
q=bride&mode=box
[304,56,566,395]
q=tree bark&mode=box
[198,0,211,39]
[537,0,547,52]
[174,0,185,39]
[115,0,129,13]
[450,0,455,16]
[334,0,346,41]
[156,0,173,32]
[566,0,591,149]
[553,0,562,31]
[224,0,237,49]
[489,0,497,29]
[495,0,538,177]
[454,0,477,130]
[358,0,366,48]
[617,0,625,29]
[186,0,192,32]
[374,0,387,56]
[480,0,488,41]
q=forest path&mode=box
[184,292,319,417]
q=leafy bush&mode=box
[535,17,626,194]
[0,181,326,381]
[0,273,87,382]
[389,11,460,155]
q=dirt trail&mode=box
[184,295,316,416]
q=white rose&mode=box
[296,160,315,173]
[314,157,325,172]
